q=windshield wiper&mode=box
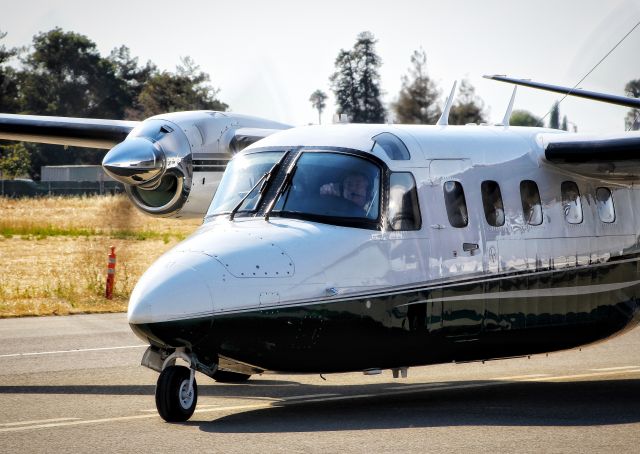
[264,152,303,221]
[229,151,288,221]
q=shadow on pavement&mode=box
[191,378,640,432]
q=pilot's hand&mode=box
[319,182,340,197]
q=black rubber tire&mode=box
[212,370,252,383]
[155,365,198,422]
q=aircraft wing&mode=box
[485,75,640,181]
[539,132,640,180]
[0,114,140,149]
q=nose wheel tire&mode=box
[155,365,198,422]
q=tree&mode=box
[625,79,640,130]
[18,28,127,119]
[561,115,568,131]
[309,89,328,124]
[4,29,229,178]
[130,56,228,119]
[0,30,20,113]
[509,110,543,127]
[549,101,560,129]
[392,48,440,124]
[330,49,359,122]
[330,31,386,123]
[108,45,156,119]
[449,79,486,125]
[0,143,31,179]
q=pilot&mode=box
[320,172,371,209]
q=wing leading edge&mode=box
[0,114,140,149]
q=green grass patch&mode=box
[0,225,187,241]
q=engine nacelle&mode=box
[103,111,290,218]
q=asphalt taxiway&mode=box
[1,313,639,453]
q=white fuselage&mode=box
[128,124,640,326]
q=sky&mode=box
[2,0,640,133]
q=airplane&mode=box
[1,75,640,423]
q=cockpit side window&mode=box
[520,180,543,226]
[561,181,583,224]
[443,181,468,228]
[481,180,505,227]
[387,172,421,231]
[371,132,411,160]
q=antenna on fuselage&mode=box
[436,80,457,126]
[496,85,518,128]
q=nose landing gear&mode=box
[155,365,198,422]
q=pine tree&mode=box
[392,48,440,124]
[330,31,386,123]
[549,101,560,129]
[561,115,568,131]
[309,89,328,124]
[449,79,486,125]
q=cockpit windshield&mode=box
[206,151,285,217]
[206,150,381,226]
[273,152,380,222]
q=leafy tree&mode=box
[449,79,486,125]
[108,46,156,119]
[0,30,20,113]
[0,143,31,178]
[509,110,543,127]
[330,31,386,123]
[392,48,440,124]
[18,28,127,119]
[130,56,227,119]
[2,28,229,178]
[549,101,560,129]
[625,79,640,130]
[309,89,328,124]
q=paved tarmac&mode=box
[0,313,639,453]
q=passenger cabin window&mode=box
[561,181,583,224]
[520,180,543,226]
[596,187,615,223]
[371,132,411,160]
[481,180,505,227]
[387,172,421,231]
[443,181,468,228]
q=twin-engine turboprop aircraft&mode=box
[1,76,640,422]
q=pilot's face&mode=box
[343,174,369,207]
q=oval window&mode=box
[481,180,505,227]
[596,187,615,223]
[443,181,468,228]
[520,180,543,226]
[561,181,583,224]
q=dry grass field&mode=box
[0,195,201,317]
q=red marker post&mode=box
[105,246,116,299]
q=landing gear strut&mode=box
[155,365,198,422]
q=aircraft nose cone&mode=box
[102,137,165,186]
[128,251,216,326]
